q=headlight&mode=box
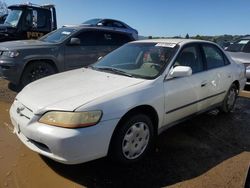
[2,50,19,58]
[39,111,102,128]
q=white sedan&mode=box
[10,39,246,164]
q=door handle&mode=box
[201,81,207,87]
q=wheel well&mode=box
[108,105,159,154]
[24,59,58,73]
[233,80,240,92]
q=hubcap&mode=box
[122,122,150,160]
[227,88,236,109]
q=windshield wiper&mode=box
[92,66,134,77]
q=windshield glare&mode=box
[93,43,177,79]
[82,18,101,25]
[4,9,22,27]
[39,28,77,43]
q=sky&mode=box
[5,0,250,37]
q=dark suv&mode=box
[0,26,134,86]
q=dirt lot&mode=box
[0,78,250,188]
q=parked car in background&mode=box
[64,18,138,40]
[0,26,135,87]
[10,39,246,164]
[226,36,250,85]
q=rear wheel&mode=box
[111,114,154,164]
[220,83,238,113]
[21,61,56,87]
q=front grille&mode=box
[14,99,34,120]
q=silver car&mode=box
[226,36,250,85]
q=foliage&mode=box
[0,0,7,15]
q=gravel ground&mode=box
[0,78,250,188]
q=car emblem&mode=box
[16,106,25,114]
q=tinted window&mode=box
[98,31,132,46]
[173,45,203,74]
[26,9,51,31]
[112,21,125,28]
[202,45,225,69]
[75,31,132,46]
[76,31,98,46]
[102,20,113,27]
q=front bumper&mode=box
[10,100,119,164]
[0,61,21,84]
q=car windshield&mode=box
[226,39,250,52]
[82,18,102,25]
[4,9,22,27]
[91,42,178,79]
[39,28,77,43]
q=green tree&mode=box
[0,0,7,15]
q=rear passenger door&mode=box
[200,44,233,107]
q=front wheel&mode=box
[220,83,238,113]
[111,114,154,164]
[20,61,56,87]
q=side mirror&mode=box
[69,37,80,45]
[97,23,103,26]
[169,66,192,78]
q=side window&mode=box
[243,42,250,53]
[76,31,98,46]
[98,31,113,45]
[112,33,132,46]
[97,31,131,46]
[173,45,203,74]
[112,21,125,28]
[202,45,225,69]
[28,9,50,31]
[101,20,113,27]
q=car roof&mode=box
[240,36,250,40]
[132,38,214,46]
[65,26,134,36]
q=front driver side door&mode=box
[64,31,101,70]
[163,44,208,127]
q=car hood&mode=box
[16,68,145,114]
[226,51,250,64]
[0,40,54,50]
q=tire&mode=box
[220,83,238,113]
[20,61,56,87]
[111,114,154,164]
